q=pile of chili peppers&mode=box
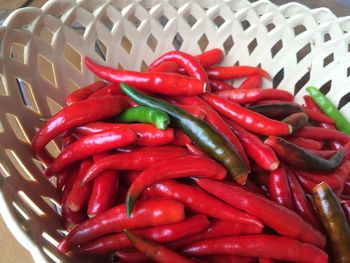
[32,48,350,263]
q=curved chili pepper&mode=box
[295,126,350,144]
[88,83,123,99]
[120,83,248,184]
[57,199,185,253]
[307,86,350,135]
[80,146,189,185]
[61,202,87,232]
[249,102,304,119]
[313,182,350,263]
[296,174,317,193]
[287,136,323,150]
[269,167,295,210]
[228,121,279,171]
[144,180,262,227]
[295,169,343,190]
[185,143,208,157]
[116,106,170,130]
[172,104,206,119]
[65,81,106,105]
[265,136,344,171]
[303,107,336,124]
[32,95,129,164]
[194,178,326,248]
[171,129,192,146]
[282,112,309,133]
[209,80,235,92]
[44,128,137,177]
[112,249,148,263]
[85,57,206,96]
[238,74,262,90]
[207,66,271,80]
[79,215,209,254]
[216,88,293,104]
[182,235,328,263]
[202,93,292,136]
[126,156,227,216]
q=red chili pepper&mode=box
[44,128,137,177]
[216,88,293,104]
[269,167,295,210]
[207,66,271,80]
[171,103,206,119]
[85,57,206,96]
[194,178,326,248]
[295,126,350,145]
[295,169,343,190]
[344,180,350,195]
[79,215,209,254]
[287,136,323,150]
[112,249,148,263]
[258,259,276,263]
[238,74,262,90]
[206,255,255,263]
[185,143,208,157]
[304,95,336,124]
[58,198,185,253]
[144,180,262,227]
[74,122,175,147]
[126,156,227,216]
[171,129,192,146]
[65,81,106,105]
[167,219,263,250]
[228,121,279,171]
[32,95,129,164]
[182,235,328,263]
[88,83,123,99]
[80,146,189,185]
[296,174,317,194]
[202,93,292,136]
[342,200,350,224]
[209,80,235,92]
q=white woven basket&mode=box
[0,0,350,262]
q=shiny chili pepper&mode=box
[303,107,337,124]
[88,83,123,99]
[249,102,304,119]
[342,200,350,224]
[215,88,293,104]
[65,81,106,105]
[307,86,350,135]
[202,93,292,136]
[238,74,262,90]
[269,167,295,210]
[297,174,317,193]
[116,106,170,130]
[206,255,255,263]
[265,136,344,171]
[207,66,271,80]
[57,199,185,253]
[195,48,224,69]
[126,156,227,216]
[282,112,309,133]
[32,95,129,164]
[44,128,137,177]
[228,121,279,171]
[112,249,148,263]
[171,129,192,146]
[194,178,326,248]
[295,126,350,144]
[144,180,262,227]
[120,83,248,184]
[79,215,210,254]
[209,79,235,92]
[287,136,323,150]
[84,57,206,96]
[182,235,328,263]
[313,182,350,263]
[172,104,206,119]
[295,169,343,190]
[185,143,208,157]
[80,146,189,185]
[125,229,194,263]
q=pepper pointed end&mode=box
[126,194,136,218]
[288,124,293,134]
[235,173,248,185]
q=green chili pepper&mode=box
[307,87,350,135]
[120,83,248,184]
[116,106,170,130]
[313,182,350,263]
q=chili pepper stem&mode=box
[126,194,137,218]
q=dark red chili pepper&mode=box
[32,95,129,164]
[44,128,137,177]
[296,174,317,194]
[258,259,275,263]
[126,156,227,216]
[125,229,194,263]
[205,255,255,263]
[112,249,148,263]
[249,102,304,119]
[282,112,309,133]
[228,120,279,171]
[88,83,123,99]
[85,57,206,96]
[65,81,106,105]
[182,235,328,263]
[144,180,262,227]
[202,93,292,136]
[80,146,189,185]
[295,126,350,144]
[207,66,271,80]
[185,143,208,157]
[269,167,295,210]
[209,80,235,92]
[171,103,206,120]
[344,180,350,195]
[171,128,192,146]
[342,200,350,224]
[295,169,343,190]
[287,136,323,150]
[303,107,336,124]
[194,178,326,248]
[216,88,293,104]
[79,215,209,254]
[238,74,262,90]
[58,199,185,253]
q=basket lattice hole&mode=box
[323,53,334,67]
[140,60,148,72]
[42,232,59,247]
[121,35,132,55]
[101,15,114,32]
[338,91,350,110]
[45,96,62,116]
[5,149,36,181]
[18,190,45,216]
[5,113,30,144]
[37,54,57,87]
[10,43,26,64]
[241,19,251,31]
[147,33,158,52]
[266,22,276,32]
[223,35,234,55]
[39,28,54,46]
[294,25,307,36]
[46,139,60,159]
[294,71,311,95]
[43,247,61,263]
[319,80,332,95]
[32,158,45,172]
[128,13,141,28]
[273,68,284,88]
[0,161,10,178]
[70,20,86,37]
[172,32,183,50]
[248,38,258,55]
[20,24,30,32]
[95,38,107,61]
[15,77,40,113]
[186,14,197,28]
[0,120,4,133]
[198,33,209,53]
[42,196,61,215]
[0,74,8,96]
[296,43,312,63]
[324,33,331,42]
[64,43,82,71]
[271,40,283,58]
[213,15,225,28]
[117,63,124,70]
[158,14,169,28]
[12,201,30,220]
